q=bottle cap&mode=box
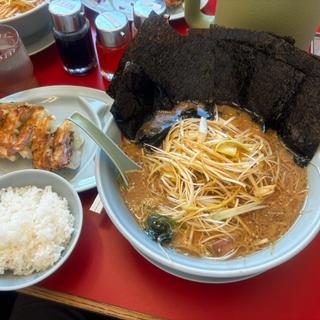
[49,0,85,33]
[95,11,131,48]
[133,0,166,30]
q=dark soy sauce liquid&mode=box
[53,19,97,75]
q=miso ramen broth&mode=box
[121,105,307,259]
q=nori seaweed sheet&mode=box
[110,63,160,139]
[111,19,216,102]
[212,41,255,106]
[109,13,320,165]
[109,15,180,100]
[247,52,305,126]
[280,77,320,163]
[210,25,320,77]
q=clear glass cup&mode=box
[0,25,37,98]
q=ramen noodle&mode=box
[121,105,308,259]
[0,0,44,19]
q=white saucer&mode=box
[22,24,55,56]
[1,86,114,192]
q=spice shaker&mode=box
[133,0,166,35]
[49,0,97,75]
[95,11,131,81]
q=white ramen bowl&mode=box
[0,169,83,291]
[96,114,320,283]
[0,2,49,39]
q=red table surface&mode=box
[28,1,320,319]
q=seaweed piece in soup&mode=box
[136,101,215,146]
[145,214,174,245]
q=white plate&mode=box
[82,0,209,21]
[22,23,55,56]
[1,86,113,192]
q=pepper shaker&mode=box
[95,11,131,81]
[133,0,166,35]
[49,0,97,75]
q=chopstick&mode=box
[90,194,104,214]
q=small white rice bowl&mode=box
[0,185,74,276]
[0,170,83,291]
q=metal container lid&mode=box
[95,11,131,48]
[133,0,166,30]
[49,0,85,33]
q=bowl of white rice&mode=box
[0,169,83,291]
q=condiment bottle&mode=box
[48,0,97,75]
[133,0,166,36]
[95,11,131,81]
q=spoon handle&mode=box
[68,112,141,189]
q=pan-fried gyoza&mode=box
[0,103,83,171]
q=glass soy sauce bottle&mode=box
[49,0,97,75]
